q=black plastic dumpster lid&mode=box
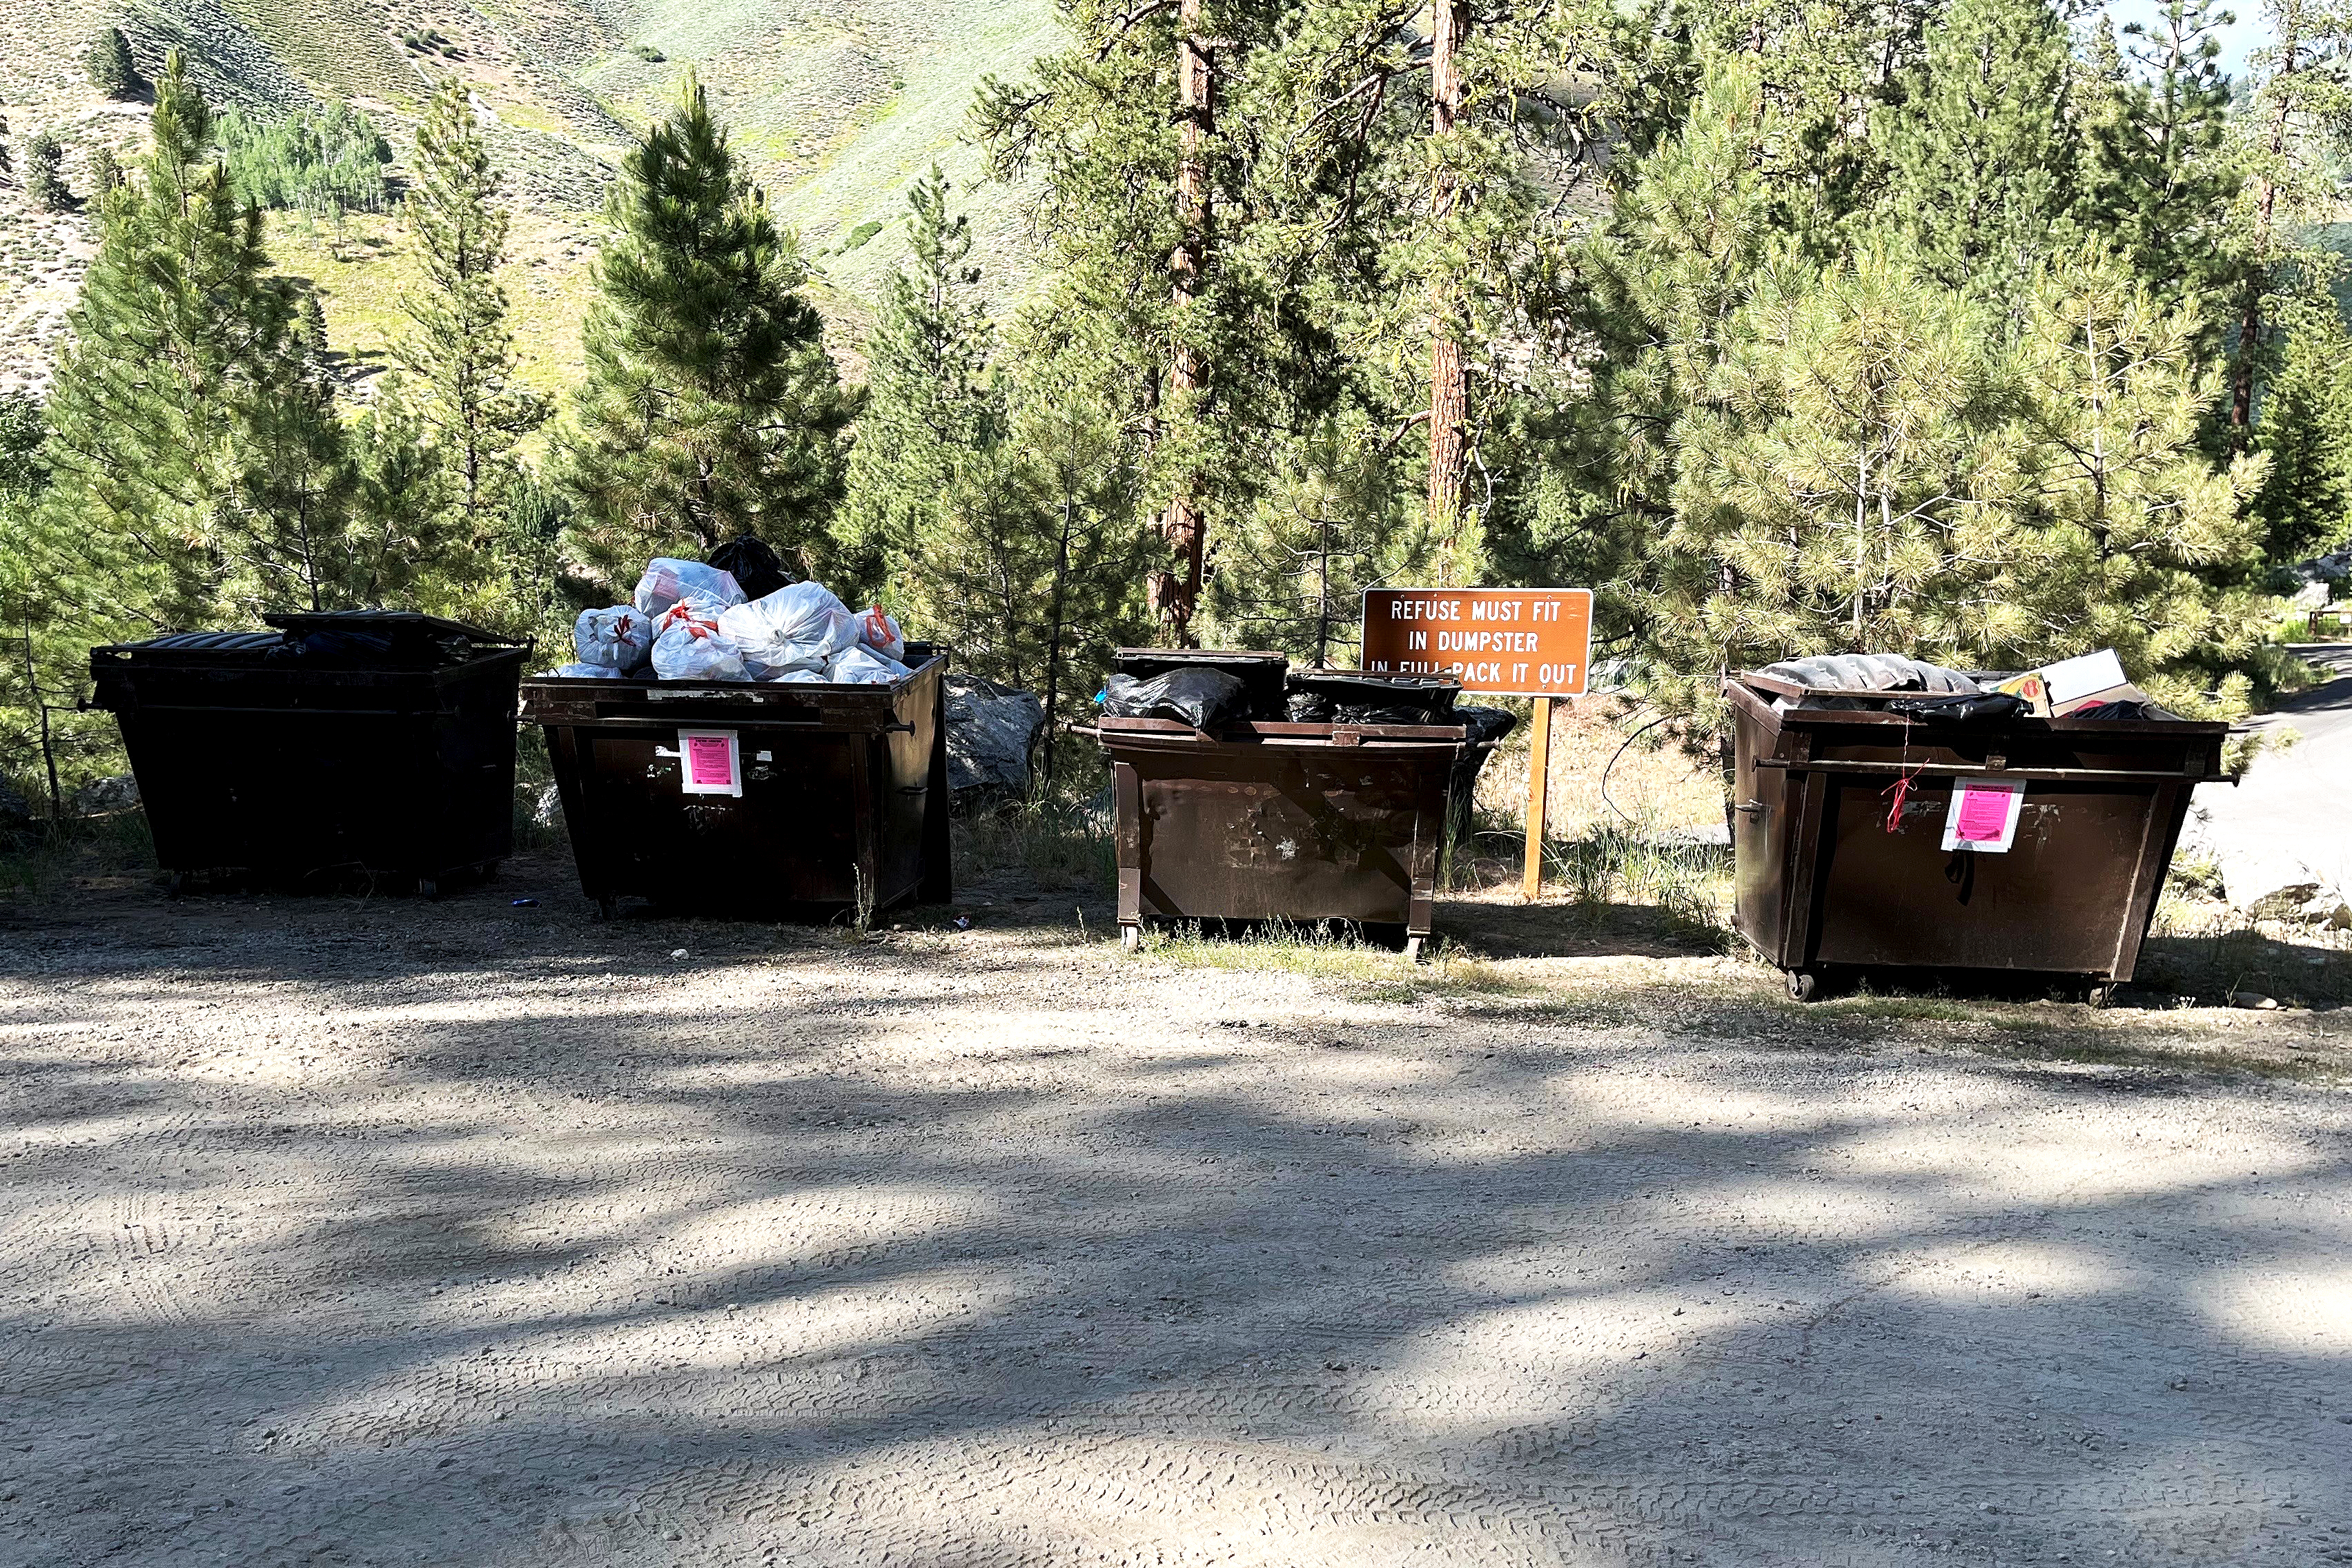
[99,631,285,656]
[263,609,513,643]
[1114,648,1289,674]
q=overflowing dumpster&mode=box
[521,649,949,920]
[1091,651,1497,959]
[1726,663,2227,1003]
[87,611,531,893]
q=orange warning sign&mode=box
[1360,588,1594,698]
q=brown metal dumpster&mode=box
[1091,715,1466,960]
[521,652,949,921]
[1726,671,2227,1003]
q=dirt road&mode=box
[3,868,2350,1567]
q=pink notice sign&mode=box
[1941,776,2024,853]
[677,729,742,797]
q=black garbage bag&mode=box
[708,536,792,600]
[1884,691,2028,725]
[1284,689,1336,723]
[1455,705,1518,745]
[1103,668,1248,730]
[1288,669,1460,725]
[1117,651,1288,719]
[2069,698,2177,721]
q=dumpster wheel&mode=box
[2084,981,2117,1010]
[1785,970,1820,1003]
[1120,924,1140,953]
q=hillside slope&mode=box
[0,0,1061,392]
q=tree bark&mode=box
[1425,0,1469,582]
[1150,0,1211,645]
[2231,27,2302,435]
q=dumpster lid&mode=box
[100,631,285,656]
[1114,648,1289,674]
[263,609,518,643]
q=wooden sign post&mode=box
[1360,587,1594,901]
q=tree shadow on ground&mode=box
[2,888,2349,1567]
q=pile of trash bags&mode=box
[549,556,911,686]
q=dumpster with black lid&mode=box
[88,611,532,893]
[1725,663,2226,1003]
[1088,650,1469,959]
[520,651,950,921]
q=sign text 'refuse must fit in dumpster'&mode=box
[1360,588,1594,698]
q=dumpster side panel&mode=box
[565,725,864,905]
[1113,741,1451,930]
[1812,779,2169,976]
[101,648,523,883]
[525,657,947,918]
[1729,694,1792,963]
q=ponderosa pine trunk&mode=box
[2231,26,2302,435]
[1150,0,1211,645]
[1426,0,1469,581]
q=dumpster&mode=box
[520,649,950,920]
[1726,667,2227,1003]
[1092,652,1468,958]
[88,611,532,893]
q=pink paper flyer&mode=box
[1940,776,2024,853]
[677,729,743,797]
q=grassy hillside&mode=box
[0,0,1061,393]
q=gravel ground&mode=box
[3,861,2351,1568]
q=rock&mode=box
[2289,891,2352,929]
[2246,881,2323,920]
[2228,991,2281,1010]
[71,774,140,816]
[944,674,1046,812]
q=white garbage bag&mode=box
[758,666,826,684]
[825,643,910,685]
[854,605,905,663]
[649,602,750,681]
[633,558,745,618]
[573,606,654,673]
[718,581,858,675]
[549,663,626,679]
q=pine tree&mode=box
[25,131,66,212]
[33,51,336,634]
[835,166,995,606]
[558,74,852,593]
[2222,0,2352,437]
[1876,0,2078,304]
[2247,302,2352,564]
[1204,414,1433,666]
[2003,254,2271,714]
[2076,3,2242,329]
[86,26,144,99]
[905,376,1150,763]
[1645,246,2019,724]
[394,77,546,554]
[225,288,357,616]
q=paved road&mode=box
[2190,643,2352,905]
[3,879,2349,1567]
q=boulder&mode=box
[71,773,140,816]
[944,674,1046,812]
